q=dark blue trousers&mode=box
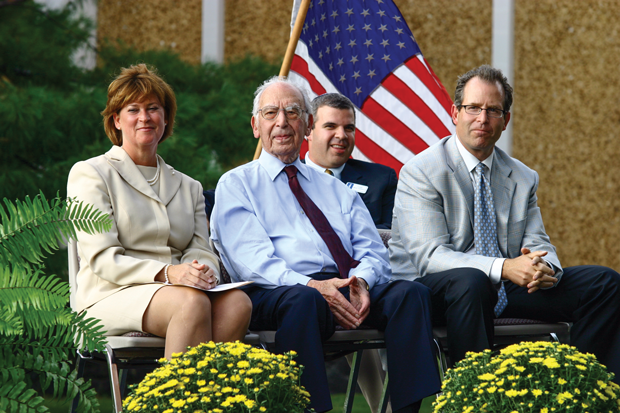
[244,278,441,412]
[417,265,620,382]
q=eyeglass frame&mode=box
[457,104,507,119]
[257,105,308,121]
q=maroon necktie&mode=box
[284,165,360,279]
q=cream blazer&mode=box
[67,145,220,314]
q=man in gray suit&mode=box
[390,64,620,381]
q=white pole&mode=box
[202,0,225,64]
[492,0,515,156]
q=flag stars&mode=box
[318,51,323,59]
[331,10,338,18]
[397,41,406,49]
[381,54,391,63]
[348,39,357,47]
[315,34,319,42]
[318,0,324,5]
[325,46,330,54]
[329,63,333,71]
[303,23,309,33]
[395,27,404,35]
[377,10,386,17]
[352,71,361,79]
[337,58,344,67]
[320,13,326,22]
[346,24,355,33]
[332,26,340,34]
[334,42,342,51]
[365,53,374,62]
[350,55,359,64]
[375,0,384,4]
[361,9,370,17]
[339,74,346,83]
[311,19,316,26]
[364,39,373,47]
[380,39,389,47]
[367,69,377,78]
[345,8,354,16]
[379,24,388,32]
[323,30,329,38]
[362,23,372,31]
[392,15,402,22]
[308,40,313,48]
[354,87,363,96]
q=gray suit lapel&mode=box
[490,150,516,256]
[444,137,475,229]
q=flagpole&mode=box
[253,0,311,160]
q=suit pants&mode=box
[244,278,441,412]
[416,265,620,382]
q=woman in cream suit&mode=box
[67,64,251,358]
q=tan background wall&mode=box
[99,0,620,271]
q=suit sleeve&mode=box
[376,167,397,229]
[179,180,221,281]
[518,171,563,283]
[394,162,496,276]
[67,161,168,286]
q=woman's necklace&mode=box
[146,158,161,186]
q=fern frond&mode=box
[18,353,100,413]
[0,193,112,269]
[0,306,23,336]
[70,311,108,354]
[0,377,47,413]
[0,265,69,314]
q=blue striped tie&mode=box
[474,163,508,317]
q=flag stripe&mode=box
[354,130,403,172]
[407,56,454,114]
[383,70,452,139]
[360,96,434,154]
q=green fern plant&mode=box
[0,192,112,413]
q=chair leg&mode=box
[343,350,363,413]
[378,372,390,413]
[433,338,447,380]
[69,354,87,413]
[105,345,123,413]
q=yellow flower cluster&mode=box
[433,341,620,413]
[123,341,310,413]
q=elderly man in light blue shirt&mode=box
[210,77,440,413]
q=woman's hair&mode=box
[101,64,177,145]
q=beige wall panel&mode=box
[514,0,620,269]
[97,0,202,65]
[224,0,292,63]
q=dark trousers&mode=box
[244,278,441,412]
[416,265,620,382]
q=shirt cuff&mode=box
[490,258,506,284]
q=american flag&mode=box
[289,0,455,173]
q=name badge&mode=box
[346,182,368,194]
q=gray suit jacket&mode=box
[389,135,562,282]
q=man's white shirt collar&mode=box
[455,135,494,177]
[304,151,345,180]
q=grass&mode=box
[46,394,436,412]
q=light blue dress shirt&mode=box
[210,151,391,289]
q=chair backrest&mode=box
[67,239,79,311]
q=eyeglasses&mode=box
[258,105,306,121]
[459,105,506,119]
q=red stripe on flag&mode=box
[361,98,432,155]
[354,130,404,174]
[406,58,453,114]
[381,74,452,139]
[291,56,327,96]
